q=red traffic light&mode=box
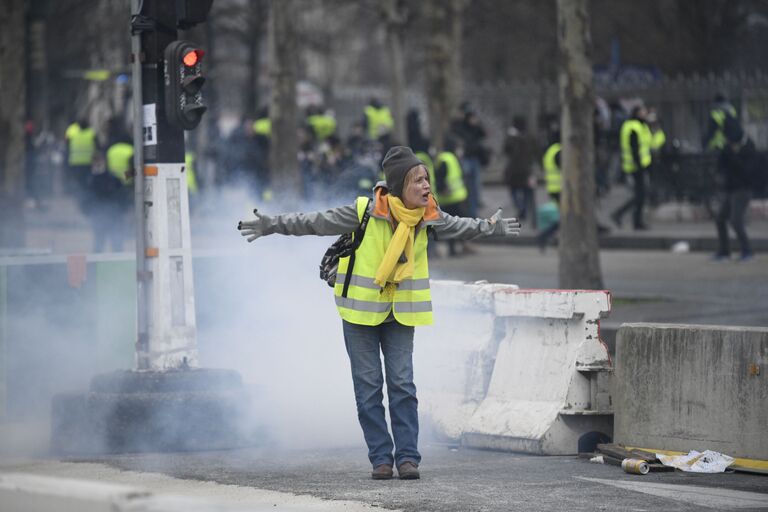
[182,49,204,67]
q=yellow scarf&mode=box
[373,196,425,287]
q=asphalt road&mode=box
[55,443,768,512]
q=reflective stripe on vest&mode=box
[708,106,737,150]
[434,152,468,205]
[106,142,134,185]
[620,119,652,173]
[542,143,562,194]
[334,196,433,326]
[364,106,394,139]
[68,127,96,166]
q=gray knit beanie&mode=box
[382,146,423,198]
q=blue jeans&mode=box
[342,320,421,468]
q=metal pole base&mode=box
[50,368,257,455]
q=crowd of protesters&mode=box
[20,92,765,258]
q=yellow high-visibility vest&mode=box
[334,196,433,327]
[620,119,652,173]
[253,118,271,137]
[106,142,134,185]
[67,124,96,166]
[364,106,394,139]
[707,106,737,150]
[651,129,666,151]
[433,152,468,205]
[185,152,198,194]
[307,114,337,141]
[542,143,562,194]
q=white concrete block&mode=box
[418,284,613,455]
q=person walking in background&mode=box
[451,103,489,218]
[88,135,133,252]
[503,116,538,223]
[713,119,756,262]
[238,146,520,480]
[363,97,394,143]
[646,107,667,206]
[537,137,562,252]
[253,106,273,201]
[64,117,98,205]
[702,93,738,151]
[611,105,652,230]
[306,104,338,143]
[431,139,471,257]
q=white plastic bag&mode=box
[656,450,735,473]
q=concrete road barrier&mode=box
[417,281,613,455]
[614,323,768,461]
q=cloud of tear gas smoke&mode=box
[192,185,366,451]
[1,176,481,459]
[0,182,372,458]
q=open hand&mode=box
[489,208,521,236]
[238,209,272,242]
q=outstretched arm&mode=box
[432,208,521,241]
[238,203,360,242]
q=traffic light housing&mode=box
[164,40,207,130]
[176,0,214,30]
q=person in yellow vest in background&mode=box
[238,146,520,481]
[65,117,98,204]
[431,139,471,257]
[646,107,667,207]
[702,93,738,151]
[611,105,652,230]
[306,104,338,142]
[184,151,199,195]
[88,136,133,252]
[536,137,562,252]
[647,108,666,152]
[363,97,394,142]
[252,106,273,202]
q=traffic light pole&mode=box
[130,0,149,370]
[51,0,250,455]
[131,0,198,370]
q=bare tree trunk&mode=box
[424,0,453,152]
[268,0,300,193]
[448,0,466,108]
[0,0,27,247]
[245,0,267,117]
[383,0,407,145]
[556,0,603,289]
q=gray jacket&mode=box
[259,185,506,240]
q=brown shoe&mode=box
[371,464,394,480]
[397,461,420,480]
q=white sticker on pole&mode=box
[143,104,157,146]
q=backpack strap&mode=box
[342,198,372,298]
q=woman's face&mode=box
[401,165,431,209]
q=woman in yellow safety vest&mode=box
[238,146,520,481]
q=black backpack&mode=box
[319,198,372,292]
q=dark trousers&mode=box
[509,186,533,222]
[715,190,752,257]
[613,168,647,228]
